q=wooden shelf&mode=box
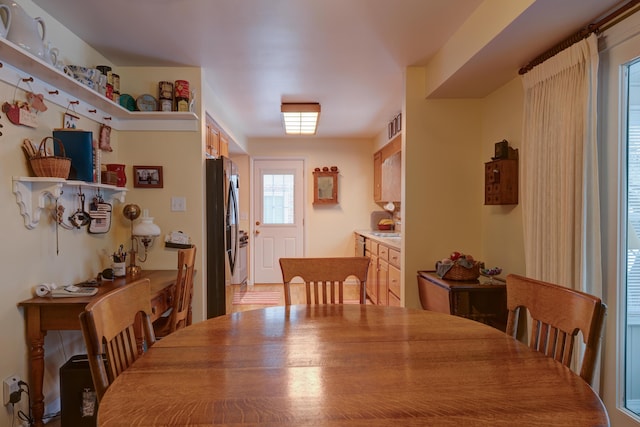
[0,38,198,131]
[12,177,127,229]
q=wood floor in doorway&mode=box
[227,283,365,313]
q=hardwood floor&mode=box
[227,283,366,313]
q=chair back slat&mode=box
[153,247,197,337]
[280,257,370,305]
[80,278,156,401]
[505,274,606,385]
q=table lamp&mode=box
[123,204,161,276]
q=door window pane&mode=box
[262,174,294,224]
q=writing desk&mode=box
[18,269,175,427]
[99,305,609,426]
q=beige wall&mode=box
[480,77,525,274]
[403,67,484,308]
[247,137,379,265]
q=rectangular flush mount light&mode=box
[281,103,321,135]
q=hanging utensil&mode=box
[68,191,91,229]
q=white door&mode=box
[253,159,304,283]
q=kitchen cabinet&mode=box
[361,232,401,306]
[484,158,518,205]
[0,37,198,131]
[365,239,379,304]
[373,134,401,203]
[417,271,507,331]
[205,115,230,158]
[388,248,401,305]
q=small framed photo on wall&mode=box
[133,165,163,188]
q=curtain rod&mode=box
[518,0,640,75]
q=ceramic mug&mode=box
[112,262,126,277]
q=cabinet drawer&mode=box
[388,290,401,307]
[366,240,378,255]
[388,248,400,268]
[388,264,400,298]
[378,244,389,262]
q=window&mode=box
[262,173,295,224]
[625,60,640,416]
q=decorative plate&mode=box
[136,94,158,112]
[119,94,136,111]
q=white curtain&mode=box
[521,34,602,299]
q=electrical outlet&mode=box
[3,375,20,405]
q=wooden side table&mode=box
[417,270,507,331]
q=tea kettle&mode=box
[0,1,45,59]
[0,4,11,39]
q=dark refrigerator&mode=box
[206,156,239,318]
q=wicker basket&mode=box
[29,137,71,179]
[438,262,481,281]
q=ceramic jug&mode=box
[0,5,11,39]
[0,1,45,59]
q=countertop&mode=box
[355,230,401,250]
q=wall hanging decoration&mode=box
[133,165,163,188]
[63,100,80,129]
[99,123,112,152]
[2,77,40,128]
[313,166,338,205]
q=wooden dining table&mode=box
[98,304,609,426]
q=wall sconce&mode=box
[123,204,161,277]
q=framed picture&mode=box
[133,165,163,188]
[63,112,79,129]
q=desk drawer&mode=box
[150,286,173,321]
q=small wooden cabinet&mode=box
[417,271,507,331]
[205,114,230,158]
[485,158,518,205]
[373,134,401,203]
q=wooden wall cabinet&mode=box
[313,171,338,204]
[205,115,229,158]
[484,158,518,205]
[373,134,401,203]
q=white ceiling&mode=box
[33,0,625,142]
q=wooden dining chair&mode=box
[505,273,607,386]
[279,257,370,305]
[152,246,197,338]
[79,278,156,401]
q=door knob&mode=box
[255,230,260,235]
[256,221,261,226]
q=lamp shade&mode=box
[132,209,161,237]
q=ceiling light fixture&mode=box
[281,103,321,135]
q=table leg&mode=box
[25,306,46,427]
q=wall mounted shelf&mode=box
[12,177,127,229]
[0,38,198,131]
